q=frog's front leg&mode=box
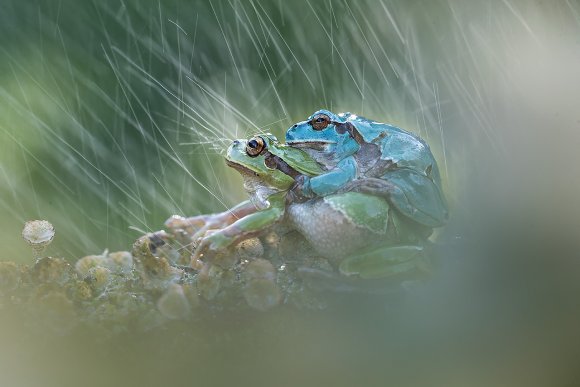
[339,245,431,280]
[290,156,357,202]
[192,196,286,264]
[166,200,258,239]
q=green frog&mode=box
[189,135,431,279]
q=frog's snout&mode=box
[226,141,238,158]
[285,120,309,142]
[286,126,298,142]
[230,139,245,149]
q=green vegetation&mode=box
[1,2,580,386]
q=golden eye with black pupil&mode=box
[246,136,266,157]
[310,113,331,130]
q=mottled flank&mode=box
[287,197,391,261]
[323,192,390,234]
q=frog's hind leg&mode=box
[339,245,432,280]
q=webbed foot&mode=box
[287,175,315,203]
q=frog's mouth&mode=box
[225,159,257,177]
[226,155,301,180]
[286,140,336,151]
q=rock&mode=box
[32,257,75,285]
[75,254,107,277]
[243,259,276,282]
[197,264,223,300]
[0,261,21,292]
[106,251,133,274]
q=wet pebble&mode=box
[157,284,191,320]
[0,261,21,292]
[86,266,112,292]
[106,251,133,274]
[75,254,107,277]
[197,264,223,300]
[32,257,75,285]
[243,259,276,282]
[242,279,281,311]
[235,238,264,260]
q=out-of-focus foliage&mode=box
[2,1,580,387]
[2,0,579,262]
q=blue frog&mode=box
[285,110,448,228]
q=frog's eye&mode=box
[246,136,266,157]
[310,113,331,130]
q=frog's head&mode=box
[285,110,360,166]
[226,134,324,209]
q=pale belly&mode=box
[286,198,389,262]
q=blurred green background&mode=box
[2,1,580,387]
[2,0,579,262]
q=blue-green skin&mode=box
[285,110,448,228]
[191,135,431,279]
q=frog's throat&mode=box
[225,159,256,176]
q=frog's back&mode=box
[341,113,448,226]
[344,113,441,184]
